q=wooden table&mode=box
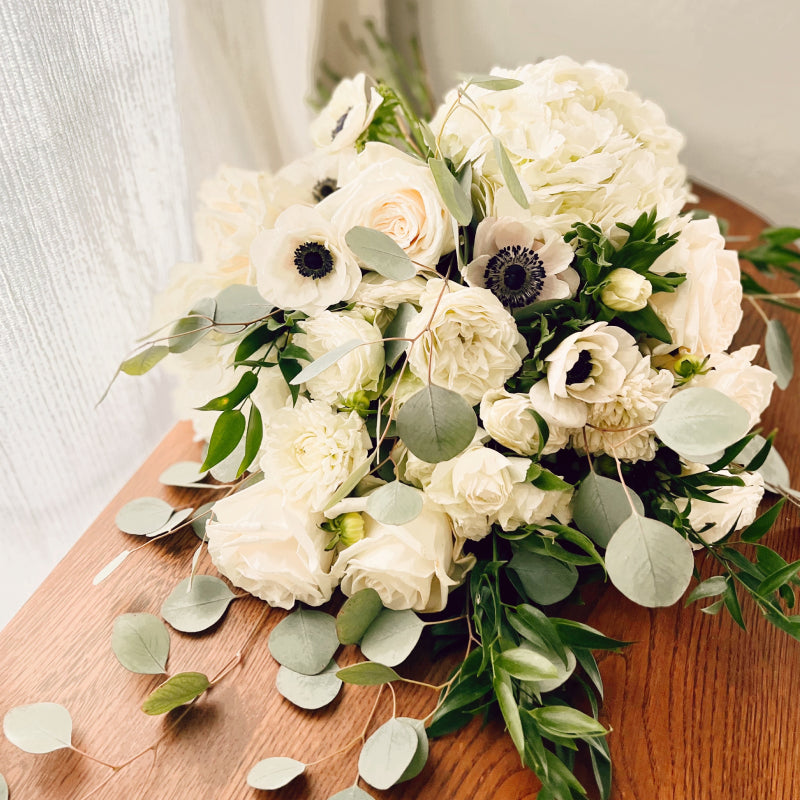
[1,187,798,800]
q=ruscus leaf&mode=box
[200,409,246,472]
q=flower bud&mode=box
[336,512,366,547]
[600,268,652,312]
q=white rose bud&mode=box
[601,268,652,312]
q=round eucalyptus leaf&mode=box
[92,549,131,585]
[276,660,342,710]
[111,613,170,674]
[141,671,210,715]
[509,550,578,605]
[396,717,429,783]
[191,502,215,541]
[161,576,236,633]
[365,482,424,526]
[214,284,272,329]
[169,297,216,354]
[146,507,195,537]
[396,384,477,464]
[247,757,306,790]
[328,787,376,800]
[115,497,174,536]
[652,387,751,459]
[336,588,383,645]
[3,703,72,753]
[766,318,794,389]
[384,303,417,368]
[573,471,644,547]
[605,514,694,607]
[345,226,416,281]
[0,772,7,800]
[358,718,419,790]
[360,609,424,667]
[336,662,401,686]
[290,339,364,385]
[158,461,209,488]
[268,609,339,675]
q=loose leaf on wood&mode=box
[765,318,794,389]
[510,549,579,605]
[120,345,169,376]
[366,481,424,526]
[200,409,246,472]
[93,549,131,585]
[358,718,419,790]
[161,576,236,633]
[3,703,72,753]
[336,588,383,645]
[247,757,306,790]
[336,662,401,685]
[0,772,7,800]
[147,507,195,537]
[276,660,342,710]
[384,303,417,368]
[111,613,170,674]
[428,157,472,226]
[158,461,208,487]
[141,672,210,715]
[329,787,376,800]
[168,297,216,354]
[653,387,751,461]
[192,502,215,541]
[360,609,425,667]
[268,609,339,675]
[573,471,644,547]
[492,136,528,209]
[396,384,477,463]
[345,226,416,280]
[290,339,364,385]
[396,717,429,783]
[605,514,695,607]
[115,497,174,536]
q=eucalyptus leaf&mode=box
[605,514,695,607]
[191,502,215,541]
[147,507,195,537]
[509,549,578,605]
[3,703,72,753]
[111,613,170,674]
[120,345,169,376]
[336,662,401,685]
[158,461,208,488]
[358,717,419,790]
[168,297,216,354]
[396,384,477,464]
[360,608,425,667]
[365,482,423,526]
[290,339,364,385]
[115,496,174,536]
[247,757,306,790]
[573,471,644,547]
[345,226,416,280]
[396,717,429,783]
[466,74,523,91]
[328,787,375,800]
[336,588,383,645]
[141,671,210,715]
[652,387,751,461]
[276,660,342,710]
[0,773,7,800]
[428,157,472,226]
[213,284,272,329]
[92,549,131,585]
[492,137,528,209]
[324,458,372,510]
[268,609,339,675]
[161,576,236,633]
[384,303,418,368]
[765,318,793,389]
[495,647,560,682]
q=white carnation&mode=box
[310,73,383,152]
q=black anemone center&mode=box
[331,108,351,140]
[312,177,338,202]
[293,241,334,280]
[565,349,593,385]
[483,245,546,309]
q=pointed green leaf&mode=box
[467,75,523,91]
[238,403,263,477]
[493,670,524,755]
[290,339,364,385]
[276,660,342,710]
[492,136,528,209]
[324,458,372,510]
[365,481,423,526]
[384,303,418,368]
[766,318,793,389]
[360,609,425,667]
[161,576,236,633]
[3,703,72,753]
[336,662,400,685]
[685,575,728,606]
[428,157,472,226]
[336,588,383,645]
[200,409,246,472]
[247,757,305,790]
[495,647,559,682]
[111,613,170,674]
[141,672,209,715]
[345,226,416,280]
[268,609,339,675]
[115,496,174,536]
[528,705,607,738]
[120,345,169,376]
[168,297,216,354]
[196,371,258,411]
[757,559,800,597]
[573,471,644,547]
[358,718,419,790]
[740,497,787,543]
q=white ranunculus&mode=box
[351,271,428,310]
[496,480,573,531]
[206,481,336,609]
[405,280,528,405]
[545,322,640,404]
[310,73,383,152]
[601,268,652,312]
[680,470,765,545]
[320,143,455,268]
[330,498,473,613]
[431,57,690,235]
[294,311,384,406]
[649,217,743,355]
[259,399,371,512]
[689,345,775,427]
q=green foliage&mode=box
[492,136,528,209]
[336,588,383,645]
[247,757,305,790]
[161,576,236,633]
[358,718,420,790]
[345,226,416,280]
[141,672,210,715]
[111,612,170,674]
[200,409,246,472]
[360,609,425,667]
[365,481,423,525]
[509,549,578,605]
[337,662,401,686]
[196,371,258,412]
[765,318,794,389]
[276,661,342,710]
[573,471,644,547]
[428,157,472,226]
[3,703,72,754]
[120,345,169,376]
[168,297,216,354]
[268,609,339,676]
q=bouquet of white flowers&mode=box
[7,57,800,800]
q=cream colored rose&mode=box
[351,272,428,311]
[259,399,370,512]
[330,498,473,613]
[649,217,743,356]
[320,143,455,268]
[206,481,335,609]
[405,280,528,405]
[601,268,652,312]
[310,73,383,152]
[294,311,384,406]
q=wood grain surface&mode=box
[1,187,798,800]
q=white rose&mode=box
[545,322,640,404]
[351,271,427,310]
[601,268,653,312]
[294,311,384,406]
[320,143,455,268]
[405,280,528,405]
[331,498,473,612]
[251,204,361,316]
[689,345,775,427]
[496,481,573,531]
[206,481,336,609]
[649,218,743,356]
[310,73,383,152]
[259,398,370,511]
